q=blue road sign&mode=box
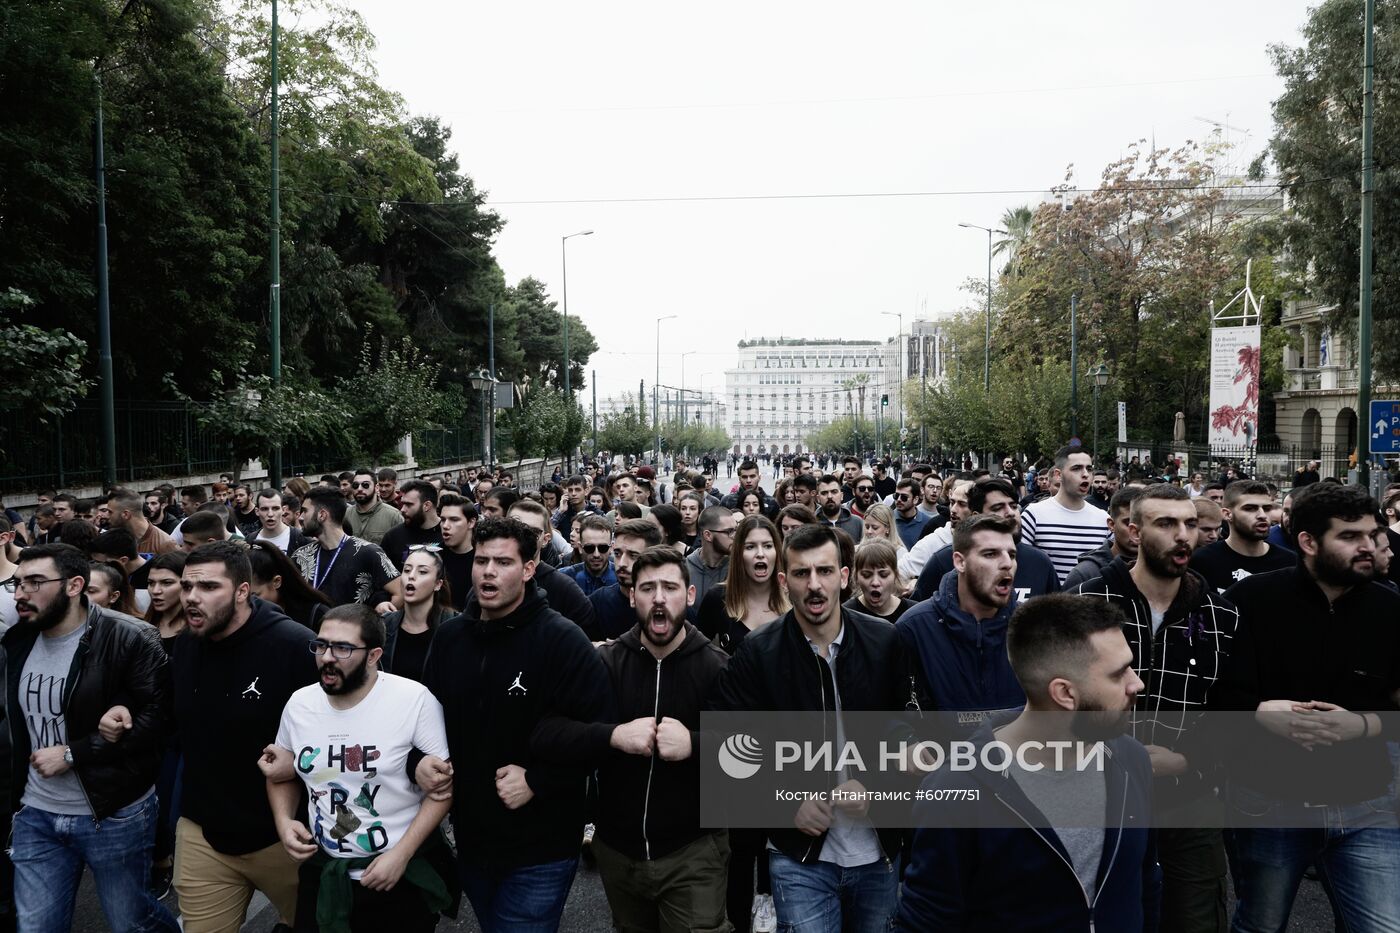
[1370,399,1400,454]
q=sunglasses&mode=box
[856,486,873,493]
[581,544,611,554]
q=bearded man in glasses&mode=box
[343,467,404,547]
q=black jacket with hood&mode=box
[2,604,170,820]
[535,622,729,861]
[171,596,318,854]
[422,587,613,869]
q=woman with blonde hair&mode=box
[845,539,916,622]
[859,502,905,553]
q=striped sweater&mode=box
[1019,496,1110,584]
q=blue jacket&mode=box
[562,560,617,597]
[895,571,1023,724]
[898,728,1158,933]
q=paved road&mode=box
[67,460,1334,931]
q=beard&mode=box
[1231,516,1269,542]
[1140,537,1190,579]
[406,510,425,529]
[20,589,72,631]
[640,605,686,649]
[189,599,236,639]
[1070,699,1131,741]
[821,500,841,517]
[319,657,370,695]
[966,567,1012,609]
[302,514,323,538]
[1314,547,1373,588]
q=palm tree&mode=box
[993,205,1035,277]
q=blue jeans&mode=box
[767,850,898,933]
[1225,788,1400,933]
[459,856,578,933]
[11,794,177,933]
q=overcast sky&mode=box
[347,0,1313,402]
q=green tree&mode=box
[337,332,463,462]
[994,205,1035,277]
[500,386,585,461]
[0,290,91,422]
[597,393,652,458]
[1263,0,1400,376]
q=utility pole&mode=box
[94,76,117,487]
[1358,0,1376,487]
[1069,294,1079,441]
[591,369,597,459]
[268,0,283,488]
[487,302,496,467]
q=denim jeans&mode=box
[11,794,178,933]
[767,850,898,933]
[1225,786,1400,933]
[459,855,579,933]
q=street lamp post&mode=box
[655,314,677,465]
[1091,363,1110,458]
[680,350,696,424]
[958,223,1007,394]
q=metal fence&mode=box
[1113,440,1352,485]
[0,401,485,495]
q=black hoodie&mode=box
[171,596,318,854]
[536,622,729,861]
[422,587,613,869]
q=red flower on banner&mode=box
[1210,344,1260,438]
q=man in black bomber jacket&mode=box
[709,524,909,931]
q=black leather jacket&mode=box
[1,604,171,819]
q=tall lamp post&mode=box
[1091,363,1110,459]
[469,368,495,468]
[268,0,284,487]
[680,350,696,425]
[655,314,677,465]
[958,222,1007,393]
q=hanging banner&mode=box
[1208,325,1261,450]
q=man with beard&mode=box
[539,547,730,932]
[229,485,259,537]
[900,479,973,580]
[720,461,778,520]
[912,478,1060,603]
[1189,480,1295,593]
[250,488,309,555]
[919,473,946,520]
[293,488,400,614]
[144,489,179,535]
[893,478,931,548]
[1021,445,1110,584]
[343,468,404,546]
[839,456,863,503]
[590,519,666,640]
[710,523,907,931]
[684,506,734,606]
[897,595,1155,933]
[564,514,618,597]
[264,605,453,932]
[375,468,400,507]
[436,493,477,611]
[1212,482,1400,933]
[848,475,878,519]
[380,480,443,570]
[412,518,612,932]
[1074,484,1239,933]
[106,486,176,556]
[815,474,863,541]
[1087,469,1112,510]
[2,544,176,932]
[897,515,1024,725]
[113,540,317,932]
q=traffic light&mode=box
[881,394,889,407]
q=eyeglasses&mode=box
[308,640,370,660]
[581,544,611,554]
[712,527,737,536]
[11,576,65,594]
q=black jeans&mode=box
[293,860,439,933]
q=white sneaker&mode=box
[582,822,596,845]
[751,893,776,933]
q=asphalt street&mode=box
[67,462,1334,931]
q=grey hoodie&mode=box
[684,548,730,607]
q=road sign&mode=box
[1369,399,1400,453]
[1117,402,1127,444]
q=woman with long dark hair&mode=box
[247,540,331,630]
[649,503,687,548]
[379,546,455,683]
[695,515,787,931]
[144,550,188,653]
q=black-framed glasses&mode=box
[895,494,913,502]
[856,486,873,493]
[308,640,370,660]
[581,544,611,554]
[354,481,373,489]
[12,576,65,594]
